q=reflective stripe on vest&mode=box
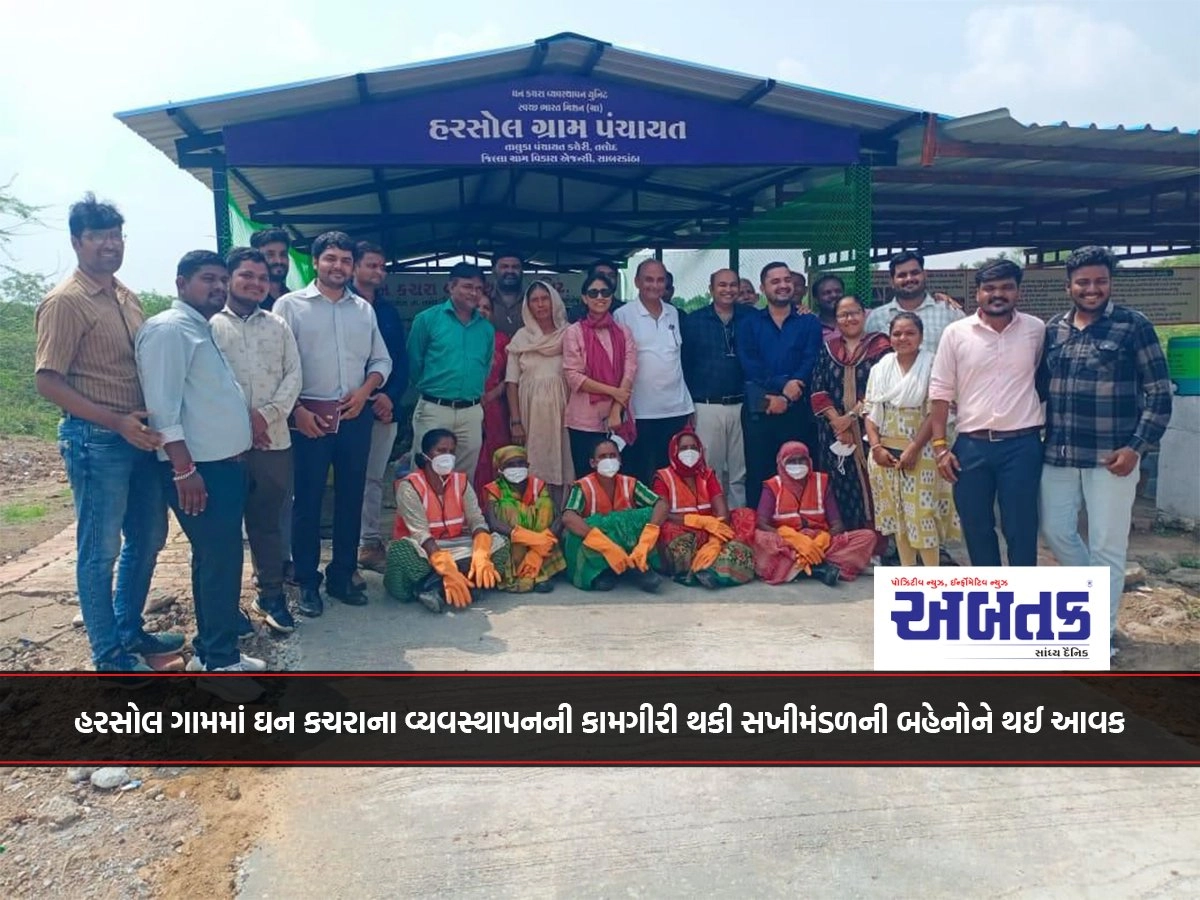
[655,467,712,515]
[577,473,636,517]
[393,470,466,540]
[766,473,828,531]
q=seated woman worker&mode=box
[754,441,876,586]
[384,428,508,613]
[560,437,668,593]
[481,445,566,593]
[651,429,756,589]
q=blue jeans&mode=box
[1040,463,1137,634]
[164,459,246,669]
[57,416,168,667]
[951,431,1042,566]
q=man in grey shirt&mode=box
[274,232,392,617]
[136,250,264,685]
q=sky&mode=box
[2,0,1197,292]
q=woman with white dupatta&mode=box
[863,312,961,566]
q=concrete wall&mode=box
[1158,394,1200,521]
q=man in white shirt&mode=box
[865,250,964,353]
[613,259,695,484]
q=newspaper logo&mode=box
[873,567,1110,671]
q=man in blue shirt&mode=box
[136,250,263,684]
[681,268,752,507]
[274,232,393,617]
[737,261,823,509]
[350,241,409,574]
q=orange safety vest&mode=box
[763,473,829,532]
[654,467,713,515]
[482,475,547,508]
[574,472,638,518]
[393,470,467,540]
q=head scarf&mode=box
[492,445,527,472]
[507,280,568,356]
[668,427,709,477]
[776,441,812,484]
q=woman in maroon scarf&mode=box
[809,294,892,554]
[472,293,511,495]
[562,272,638,478]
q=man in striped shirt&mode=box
[35,193,180,678]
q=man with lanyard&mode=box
[274,232,393,618]
[930,258,1045,567]
[349,241,410,576]
[406,261,495,480]
[737,261,823,510]
[681,268,751,508]
[1039,245,1172,659]
[35,193,178,678]
[613,258,695,485]
[865,250,964,354]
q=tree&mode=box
[1152,253,1200,268]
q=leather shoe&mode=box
[326,580,368,606]
[297,587,324,618]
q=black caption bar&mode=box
[1,674,1197,765]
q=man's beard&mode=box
[268,265,288,283]
[498,274,521,292]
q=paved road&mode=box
[239,573,1200,898]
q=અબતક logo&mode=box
[873,567,1111,671]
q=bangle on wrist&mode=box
[172,465,196,482]
[869,443,881,450]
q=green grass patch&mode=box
[1178,556,1200,569]
[0,302,62,440]
[1,502,47,523]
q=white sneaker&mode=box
[197,673,264,704]
[187,653,266,673]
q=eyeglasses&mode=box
[585,288,614,299]
[836,311,863,320]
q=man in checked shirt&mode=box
[1038,246,1172,659]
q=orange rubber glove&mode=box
[683,514,734,542]
[690,537,723,572]
[811,531,831,553]
[627,523,661,572]
[776,526,819,575]
[517,548,544,580]
[466,531,499,590]
[583,528,629,574]
[511,525,557,556]
[428,550,473,607]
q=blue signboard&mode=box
[222,74,861,168]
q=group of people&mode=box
[36,189,1174,680]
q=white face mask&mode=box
[785,463,809,480]
[596,458,621,478]
[677,449,702,468]
[502,466,529,484]
[430,453,456,476]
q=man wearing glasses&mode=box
[681,268,751,507]
[35,193,179,678]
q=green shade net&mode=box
[227,200,313,290]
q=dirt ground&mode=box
[0,435,1197,898]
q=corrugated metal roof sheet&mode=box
[114,34,1199,266]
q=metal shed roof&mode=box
[115,32,1199,268]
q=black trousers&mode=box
[291,412,373,590]
[243,448,292,599]
[742,401,817,511]
[163,459,246,669]
[625,414,692,486]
